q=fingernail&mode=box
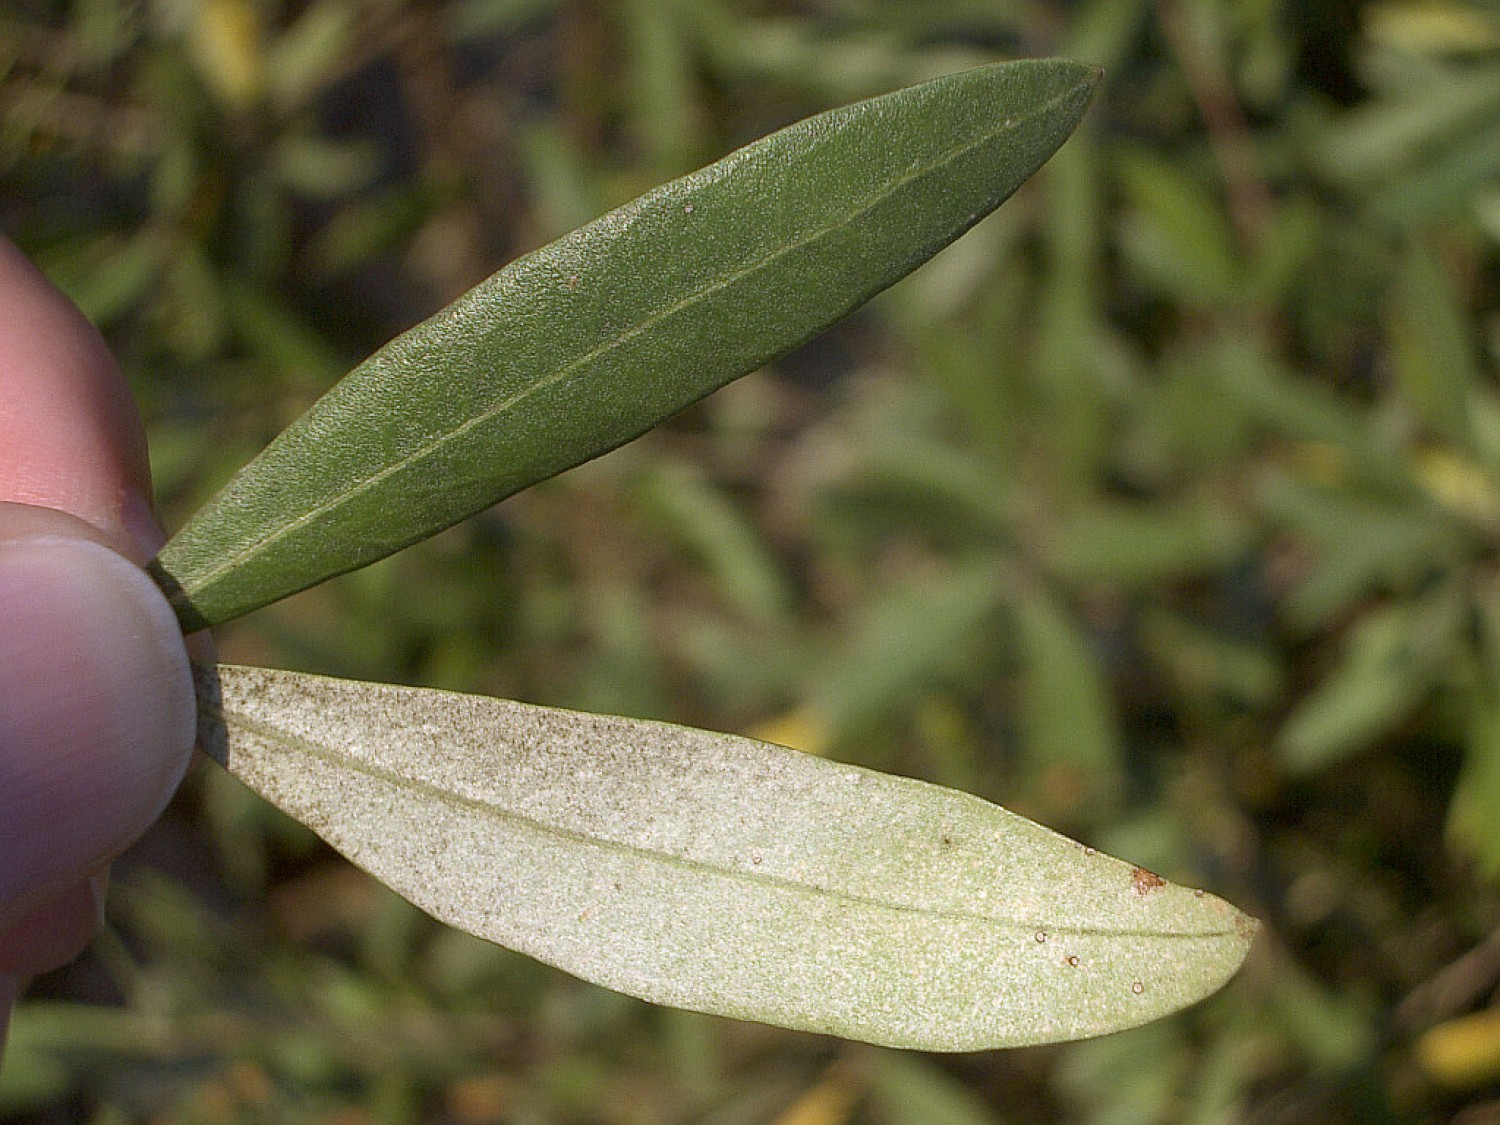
[0,535,194,919]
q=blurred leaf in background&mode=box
[4,0,1500,1121]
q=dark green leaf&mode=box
[153,59,1098,629]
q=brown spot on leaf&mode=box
[1131,866,1167,896]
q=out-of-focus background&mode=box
[4,0,1500,1120]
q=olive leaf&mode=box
[197,664,1257,1052]
[150,58,1258,1048]
[152,59,1099,630]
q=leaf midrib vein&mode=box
[216,702,1241,944]
[185,80,1082,597]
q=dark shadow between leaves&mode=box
[192,661,231,770]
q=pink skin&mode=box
[0,235,196,1057]
[0,239,163,561]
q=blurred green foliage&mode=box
[4,0,1500,1120]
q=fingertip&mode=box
[0,530,194,926]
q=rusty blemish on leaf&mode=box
[1234,912,1260,941]
[1130,866,1167,896]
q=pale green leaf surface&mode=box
[154,59,1098,630]
[197,664,1256,1051]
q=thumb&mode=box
[0,504,194,956]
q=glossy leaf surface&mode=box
[197,664,1256,1051]
[155,59,1097,629]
